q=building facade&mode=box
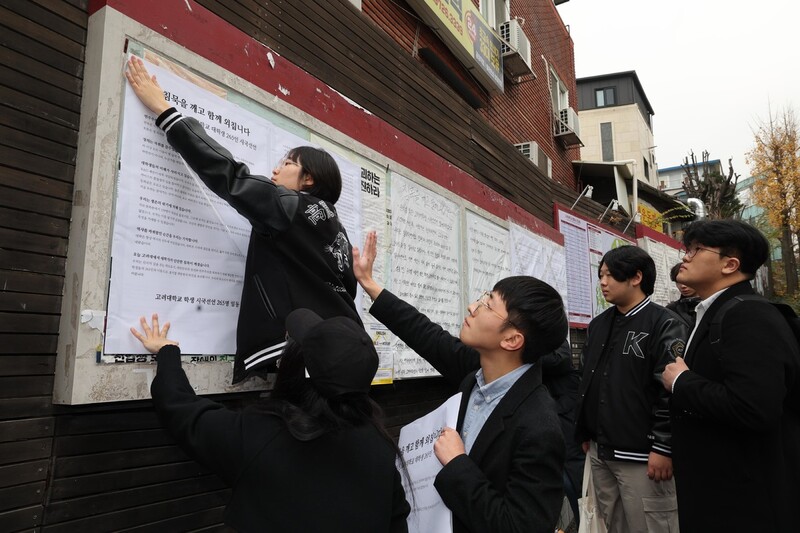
[573,70,686,235]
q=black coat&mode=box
[670,281,800,532]
[157,109,360,382]
[150,345,409,533]
[370,290,565,533]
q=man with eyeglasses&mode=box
[574,245,686,533]
[353,232,569,533]
[662,220,800,532]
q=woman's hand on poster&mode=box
[130,313,179,354]
[352,230,383,300]
[125,56,172,115]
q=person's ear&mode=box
[302,174,314,187]
[500,330,525,353]
[630,270,643,287]
[721,255,741,275]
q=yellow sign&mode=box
[407,0,504,93]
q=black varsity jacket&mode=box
[155,108,360,383]
[575,297,687,462]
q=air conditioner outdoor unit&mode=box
[557,107,580,137]
[500,19,533,78]
[515,141,552,178]
[514,141,539,166]
[553,107,582,146]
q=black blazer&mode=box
[670,281,800,532]
[150,345,409,533]
[370,290,565,533]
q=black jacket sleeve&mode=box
[649,314,688,456]
[369,289,480,387]
[155,108,296,236]
[149,345,247,485]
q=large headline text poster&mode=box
[508,222,569,309]
[639,237,681,306]
[465,212,510,303]
[555,207,634,327]
[391,175,461,379]
[107,58,273,355]
[358,161,393,383]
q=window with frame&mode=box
[549,67,569,113]
[481,0,509,28]
[595,87,616,107]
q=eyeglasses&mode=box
[275,158,302,170]
[475,291,508,321]
[679,246,723,260]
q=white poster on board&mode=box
[639,237,681,306]
[390,174,461,379]
[555,208,634,326]
[508,222,569,309]
[358,161,394,383]
[465,211,510,303]
[107,58,277,355]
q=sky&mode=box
[556,0,800,177]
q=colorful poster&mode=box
[555,207,634,327]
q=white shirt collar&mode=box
[685,287,730,351]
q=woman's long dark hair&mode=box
[258,340,394,444]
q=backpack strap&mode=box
[709,295,770,358]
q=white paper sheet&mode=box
[398,392,462,533]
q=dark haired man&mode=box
[665,262,700,327]
[353,232,567,533]
[575,246,686,533]
[663,220,800,531]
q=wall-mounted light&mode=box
[598,199,619,222]
[570,185,594,209]
[623,212,642,233]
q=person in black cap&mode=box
[131,311,409,533]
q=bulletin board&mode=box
[55,10,572,403]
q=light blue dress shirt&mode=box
[461,363,532,453]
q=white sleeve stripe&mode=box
[161,114,184,132]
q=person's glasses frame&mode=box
[678,246,724,260]
[475,291,510,323]
[275,158,302,170]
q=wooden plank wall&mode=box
[0,0,84,529]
